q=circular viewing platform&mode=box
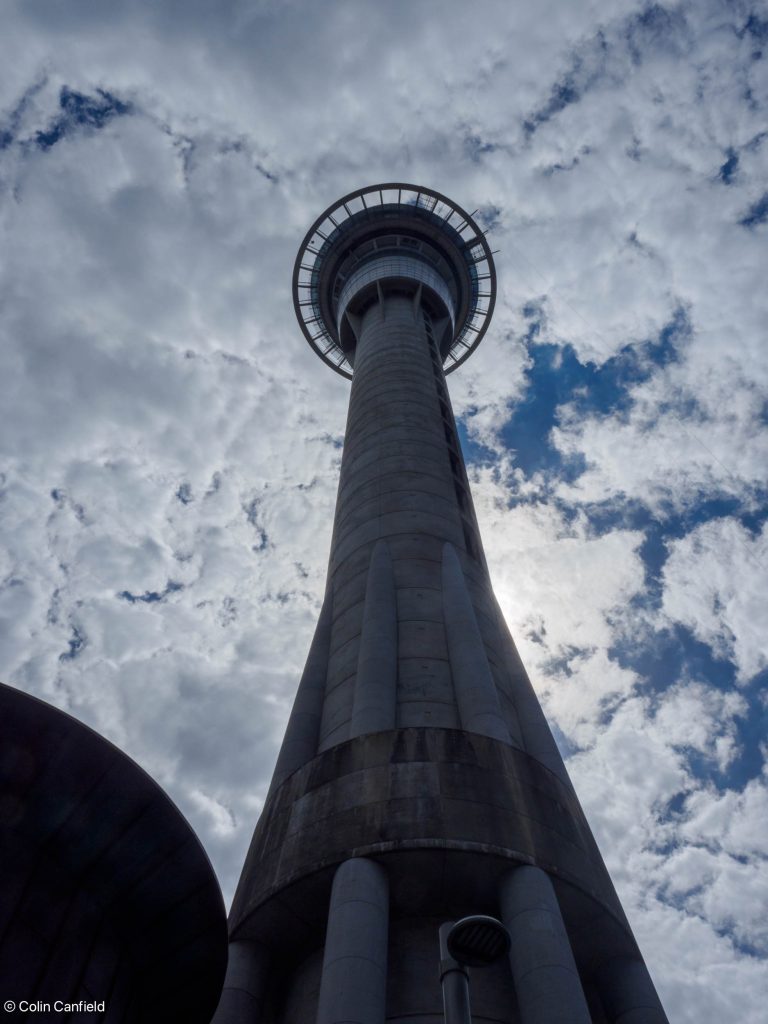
[293,183,496,378]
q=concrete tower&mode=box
[213,184,669,1024]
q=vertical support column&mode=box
[268,590,332,797]
[316,858,389,1024]
[210,940,270,1024]
[499,866,591,1024]
[442,542,514,744]
[350,540,397,737]
[595,956,668,1024]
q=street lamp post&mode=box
[439,916,511,1024]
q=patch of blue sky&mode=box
[0,76,47,150]
[475,205,502,232]
[745,129,768,153]
[118,580,183,604]
[740,501,768,534]
[521,3,693,142]
[462,133,498,163]
[739,192,768,227]
[454,419,498,468]
[742,11,768,45]
[663,791,688,818]
[653,883,761,958]
[718,148,739,184]
[578,496,765,602]
[255,161,278,183]
[729,681,768,786]
[609,623,765,791]
[653,890,764,962]
[35,86,131,150]
[541,155,582,177]
[522,2,693,142]
[523,78,583,137]
[59,625,86,661]
[243,496,269,551]
[560,500,674,605]
[721,933,767,963]
[455,308,713,519]
[625,3,689,65]
[613,623,735,698]
[541,644,596,678]
[176,482,193,504]
[486,305,689,482]
[520,28,609,137]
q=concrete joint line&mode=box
[332,897,388,911]
[513,961,582,983]
[323,954,387,970]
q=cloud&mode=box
[660,518,768,683]
[0,1,766,1019]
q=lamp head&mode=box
[446,915,510,968]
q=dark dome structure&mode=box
[0,682,227,1023]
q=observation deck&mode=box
[292,182,496,378]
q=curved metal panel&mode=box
[0,682,227,1024]
[336,254,456,335]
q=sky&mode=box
[0,0,766,1019]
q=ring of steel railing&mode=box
[293,183,496,379]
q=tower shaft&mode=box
[327,293,504,744]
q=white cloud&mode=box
[1,1,766,1018]
[661,518,768,682]
[470,463,646,661]
[682,775,768,860]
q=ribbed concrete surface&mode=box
[319,294,520,753]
